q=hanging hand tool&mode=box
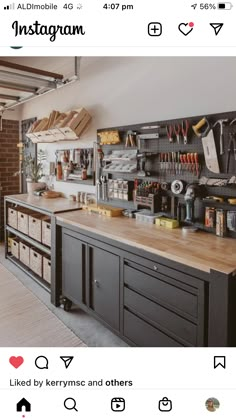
[183,154,187,173]
[192,117,220,173]
[190,153,195,174]
[166,125,174,143]
[182,120,190,144]
[180,154,184,175]
[226,133,236,173]
[194,153,199,177]
[174,124,181,144]
[187,153,191,173]
[213,119,228,156]
[184,183,199,222]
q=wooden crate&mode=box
[8,207,18,229]
[11,238,20,259]
[43,256,51,284]
[42,219,51,247]
[29,215,46,243]
[19,242,30,267]
[30,248,43,277]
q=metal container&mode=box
[216,209,227,237]
[205,207,216,228]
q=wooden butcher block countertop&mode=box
[57,210,236,275]
[6,194,81,214]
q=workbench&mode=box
[55,210,236,347]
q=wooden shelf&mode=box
[6,225,51,256]
[7,255,51,293]
[57,179,94,185]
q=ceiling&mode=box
[0,57,80,112]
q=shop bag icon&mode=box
[158,397,172,412]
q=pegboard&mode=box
[97,110,236,234]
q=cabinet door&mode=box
[62,230,86,305]
[88,246,120,331]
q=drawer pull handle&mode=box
[153,265,158,271]
[94,279,100,287]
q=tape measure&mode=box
[171,180,184,195]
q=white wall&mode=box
[16,56,236,196]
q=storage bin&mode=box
[19,242,30,267]
[43,256,51,284]
[17,210,30,235]
[42,219,51,247]
[8,207,18,229]
[135,210,158,224]
[30,248,43,277]
[29,215,45,242]
[11,238,20,259]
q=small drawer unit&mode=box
[30,248,43,277]
[19,242,30,267]
[43,256,51,284]
[42,219,51,247]
[11,238,20,259]
[8,207,18,229]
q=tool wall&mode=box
[96,110,236,238]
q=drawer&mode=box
[29,216,43,242]
[17,211,29,235]
[8,207,18,229]
[42,219,51,247]
[11,238,20,259]
[124,287,197,345]
[124,310,183,347]
[124,263,198,319]
[43,256,51,284]
[30,248,43,277]
[19,242,30,267]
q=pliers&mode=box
[166,125,174,143]
[182,120,189,144]
[174,124,181,144]
[226,133,236,173]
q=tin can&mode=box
[205,207,216,228]
[216,209,227,237]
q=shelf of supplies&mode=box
[202,200,236,210]
[7,254,51,293]
[6,225,51,256]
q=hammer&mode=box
[213,119,228,156]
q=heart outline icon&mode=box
[9,356,24,369]
[178,23,194,36]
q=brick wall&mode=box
[0,119,20,239]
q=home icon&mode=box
[16,398,31,412]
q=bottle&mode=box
[57,161,63,180]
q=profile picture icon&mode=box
[205,397,220,412]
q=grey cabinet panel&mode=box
[89,246,120,331]
[124,288,197,346]
[62,231,86,305]
[124,310,183,347]
[124,263,198,319]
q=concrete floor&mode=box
[0,245,128,347]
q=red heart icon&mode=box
[9,356,24,368]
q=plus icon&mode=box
[148,22,162,37]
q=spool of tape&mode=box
[171,180,184,195]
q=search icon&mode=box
[64,398,78,412]
[35,355,49,370]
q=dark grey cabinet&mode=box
[88,246,120,331]
[61,228,120,331]
[62,230,86,305]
